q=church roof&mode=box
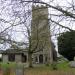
[0,48,28,54]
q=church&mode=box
[1,5,57,64]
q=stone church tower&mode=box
[31,5,53,64]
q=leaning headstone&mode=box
[15,63,24,75]
[69,61,75,68]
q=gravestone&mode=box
[15,64,24,75]
[16,68,24,75]
[69,61,75,68]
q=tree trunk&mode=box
[28,53,33,68]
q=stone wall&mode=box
[3,54,8,62]
[15,54,22,63]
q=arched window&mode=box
[22,54,27,63]
[39,54,43,63]
[8,54,15,62]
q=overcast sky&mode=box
[0,0,75,51]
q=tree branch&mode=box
[20,0,75,19]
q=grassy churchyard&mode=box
[0,61,75,75]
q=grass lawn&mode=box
[25,66,75,75]
[0,61,75,75]
[24,61,75,75]
[0,62,17,68]
[57,61,70,70]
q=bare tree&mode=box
[0,0,74,41]
[0,0,75,67]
